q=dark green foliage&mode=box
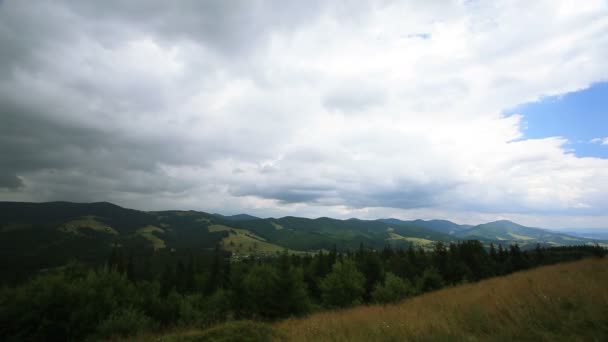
[0,265,141,340]
[372,272,414,304]
[417,267,444,292]
[200,289,232,327]
[242,264,282,319]
[357,250,384,301]
[235,255,310,320]
[275,251,311,317]
[320,260,365,308]
[96,307,153,338]
[0,236,604,340]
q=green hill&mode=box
[1,202,604,284]
[228,216,455,251]
[0,202,228,283]
[213,213,262,221]
[456,220,601,248]
[0,202,450,283]
[380,218,471,234]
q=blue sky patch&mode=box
[506,82,608,158]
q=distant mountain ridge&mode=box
[213,213,261,221]
[379,218,472,234]
[0,201,605,283]
[453,220,598,246]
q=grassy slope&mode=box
[130,258,607,341]
[276,258,608,341]
[59,216,119,235]
[136,225,166,249]
[386,232,435,247]
[209,224,290,255]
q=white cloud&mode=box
[591,137,608,145]
[1,0,608,228]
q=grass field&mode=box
[209,224,291,255]
[136,225,166,249]
[130,257,607,341]
[276,257,608,341]
[386,232,435,246]
[59,216,118,235]
[507,232,534,240]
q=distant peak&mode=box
[485,220,523,226]
[214,213,261,221]
[90,201,122,207]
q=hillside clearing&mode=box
[210,224,294,255]
[59,216,118,235]
[136,225,166,249]
[386,232,434,246]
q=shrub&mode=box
[416,267,444,293]
[320,260,365,308]
[372,272,414,304]
[200,289,232,327]
[96,307,153,338]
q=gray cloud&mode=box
[0,174,22,189]
[323,82,386,113]
[1,0,607,228]
[63,0,328,57]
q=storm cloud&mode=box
[1,0,608,228]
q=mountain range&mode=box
[1,201,606,282]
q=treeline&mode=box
[1,242,605,340]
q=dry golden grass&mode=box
[275,258,608,341]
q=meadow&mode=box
[128,257,607,341]
[276,257,608,341]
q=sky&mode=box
[1,0,607,229]
[506,82,608,159]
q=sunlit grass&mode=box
[275,258,608,341]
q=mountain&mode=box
[0,201,451,283]
[0,202,229,283]
[379,218,471,234]
[1,201,604,284]
[455,220,598,247]
[213,213,261,221]
[228,216,453,251]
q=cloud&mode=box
[322,81,386,113]
[591,137,608,145]
[1,0,608,228]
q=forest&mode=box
[1,241,604,340]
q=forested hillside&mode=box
[1,236,604,340]
[1,201,605,285]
